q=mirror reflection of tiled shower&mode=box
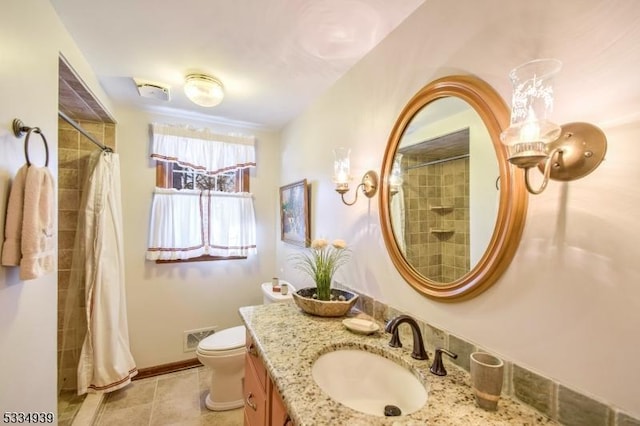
[400,128,470,283]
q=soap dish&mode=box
[342,318,380,335]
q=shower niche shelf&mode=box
[430,228,454,234]
[429,205,453,213]
[430,228,455,240]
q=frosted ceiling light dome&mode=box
[184,74,224,107]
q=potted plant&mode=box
[290,238,358,317]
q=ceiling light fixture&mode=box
[184,73,224,107]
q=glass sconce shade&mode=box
[500,59,563,168]
[499,58,608,195]
[333,147,351,193]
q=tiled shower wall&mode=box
[402,154,469,282]
[57,118,115,391]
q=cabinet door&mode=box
[246,331,267,391]
[244,355,266,426]
[270,380,289,426]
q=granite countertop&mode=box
[239,302,556,426]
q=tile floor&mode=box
[93,366,243,426]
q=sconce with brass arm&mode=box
[335,170,378,206]
[522,122,607,194]
[332,147,378,206]
[500,59,607,194]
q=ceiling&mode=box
[50,0,425,130]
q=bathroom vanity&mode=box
[244,329,288,426]
[239,302,556,425]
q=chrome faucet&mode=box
[384,315,428,360]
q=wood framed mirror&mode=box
[380,75,528,301]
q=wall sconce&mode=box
[333,147,378,206]
[500,59,607,194]
[184,73,224,107]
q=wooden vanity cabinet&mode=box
[244,331,292,426]
[244,353,266,426]
[268,380,288,425]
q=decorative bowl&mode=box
[291,287,359,317]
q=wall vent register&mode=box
[183,327,217,352]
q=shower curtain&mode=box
[74,150,137,394]
[390,187,406,255]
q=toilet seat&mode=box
[197,325,246,356]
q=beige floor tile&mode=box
[95,403,152,426]
[199,408,244,426]
[149,394,201,426]
[156,370,199,403]
[77,366,245,426]
[103,380,157,411]
[197,367,211,392]
[163,368,197,380]
[198,389,209,413]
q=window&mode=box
[156,162,249,193]
[146,123,257,263]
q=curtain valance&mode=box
[151,123,255,174]
[146,188,257,260]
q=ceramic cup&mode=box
[470,352,504,411]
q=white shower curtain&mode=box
[77,151,137,394]
[390,187,406,256]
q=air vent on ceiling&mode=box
[134,78,170,101]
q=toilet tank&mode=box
[261,281,296,304]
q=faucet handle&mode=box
[429,347,458,376]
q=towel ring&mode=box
[12,118,50,167]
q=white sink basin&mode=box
[312,349,427,417]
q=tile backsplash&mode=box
[340,284,640,426]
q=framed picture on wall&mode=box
[279,179,310,247]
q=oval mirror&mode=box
[380,75,528,301]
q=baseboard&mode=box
[134,358,203,381]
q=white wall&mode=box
[0,0,114,414]
[277,0,640,418]
[114,106,280,368]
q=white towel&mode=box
[1,164,28,266]
[19,166,55,280]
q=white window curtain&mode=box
[146,189,256,260]
[150,123,255,174]
[146,124,257,260]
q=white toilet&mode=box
[197,281,295,411]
